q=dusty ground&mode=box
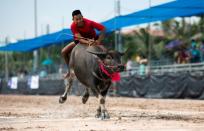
[0,95,204,131]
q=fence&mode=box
[122,62,204,77]
[1,62,204,99]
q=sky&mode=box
[0,0,173,42]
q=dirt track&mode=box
[0,95,204,131]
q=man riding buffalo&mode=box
[61,10,106,78]
[59,10,125,120]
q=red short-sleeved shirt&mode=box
[71,18,105,40]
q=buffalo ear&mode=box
[96,53,107,59]
[87,50,107,59]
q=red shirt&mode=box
[71,18,105,40]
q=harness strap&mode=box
[99,62,112,78]
[92,71,111,82]
[98,60,120,81]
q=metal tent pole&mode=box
[5,37,9,81]
[114,0,122,51]
[147,0,152,74]
[33,0,38,72]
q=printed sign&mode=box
[30,75,39,89]
[10,77,18,89]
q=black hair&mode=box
[72,10,82,17]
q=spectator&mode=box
[200,40,204,62]
[17,68,28,79]
[191,39,197,48]
[138,56,148,76]
[176,45,190,64]
[189,44,201,63]
[126,59,133,76]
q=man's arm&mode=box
[95,27,106,45]
[90,20,106,45]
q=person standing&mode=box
[200,40,204,62]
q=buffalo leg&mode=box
[98,94,110,120]
[82,88,89,104]
[59,73,74,103]
[95,106,101,118]
[96,83,111,119]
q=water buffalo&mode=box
[59,44,125,119]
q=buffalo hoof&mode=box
[101,111,110,120]
[82,96,89,104]
[59,96,67,104]
[95,111,110,120]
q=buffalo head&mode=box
[87,49,125,73]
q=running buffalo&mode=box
[59,44,125,119]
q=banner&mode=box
[10,77,18,89]
[30,75,39,89]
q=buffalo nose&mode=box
[118,64,125,71]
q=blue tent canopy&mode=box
[103,0,204,30]
[0,0,204,52]
[0,29,73,52]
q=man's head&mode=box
[72,10,84,27]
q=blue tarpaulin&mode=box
[0,29,73,52]
[103,0,204,30]
[0,0,204,52]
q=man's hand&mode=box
[86,39,101,46]
[87,38,95,46]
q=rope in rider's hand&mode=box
[87,38,96,46]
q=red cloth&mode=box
[111,72,121,82]
[99,63,121,82]
[71,18,105,40]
